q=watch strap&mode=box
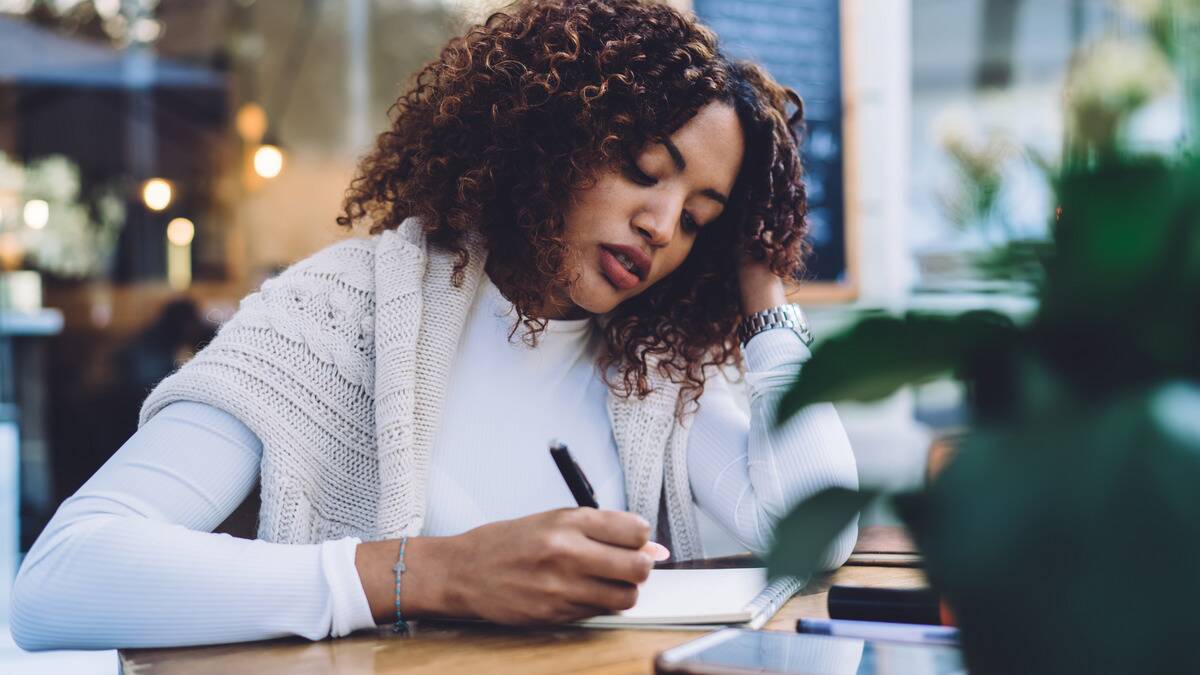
[738,303,814,348]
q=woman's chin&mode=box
[569,299,615,316]
[568,287,624,316]
[565,268,648,315]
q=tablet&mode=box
[654,628,966,675]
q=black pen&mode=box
[549,440,599,508]
[550,440,672,562]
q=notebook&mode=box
[576,567,805,630]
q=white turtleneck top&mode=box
[10,276,858,650]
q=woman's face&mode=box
[551,101,745,318]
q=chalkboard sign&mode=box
[694,0,857,301]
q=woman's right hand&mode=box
[443,507,666,625]
[357,508,668,626]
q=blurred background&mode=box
[0,0,1187,671]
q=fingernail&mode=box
[648,541,670,561]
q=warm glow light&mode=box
[236,103,268,142]
[23,199,49,229]
[166,217,195,246]
[143,178,173,211]
[166,217,194,290]
[253,144,284,178]
[0,232,24,271]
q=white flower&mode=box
[1065,37,1176,150]
[1068,38,1174,110]
[932,105,977,155]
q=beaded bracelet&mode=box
[392,535,410,634]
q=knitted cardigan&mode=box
[139,217,704,560]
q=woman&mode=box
[11,0,857,649]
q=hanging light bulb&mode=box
[23,199,49,229]
[236,102,269,143]
[253,136,285,179]
[166,217,194,290]
[142,178,173,211]
[166,217,195,246]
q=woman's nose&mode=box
[632,208,676,247]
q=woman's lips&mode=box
[599,246,641,291]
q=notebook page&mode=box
[579,567,770,626]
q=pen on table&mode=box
[796,617,960,646]
[548,440,669,561]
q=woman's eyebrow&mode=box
[662,138,688,172]
[661,138,728,206]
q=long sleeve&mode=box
[687,329,860,569]
[9,401,376,651]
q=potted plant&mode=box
[919,114,1052,294]
[767,6,1200,674]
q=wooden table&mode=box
[119,564,926,675]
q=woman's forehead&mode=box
[659,103,744,193]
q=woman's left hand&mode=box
[737,248,788,315]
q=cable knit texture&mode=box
[139,217,704,559]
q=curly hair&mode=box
[339,0,808,416]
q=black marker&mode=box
[549,440,599,508]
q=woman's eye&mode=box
[682,211,701,233]
[623,155,658,186]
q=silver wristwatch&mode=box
[738,303,814,348]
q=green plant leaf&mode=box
[765,487,878,580]
[1032,158,1200,397]
[775,311,1016,425]
[905,382,1200,674]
